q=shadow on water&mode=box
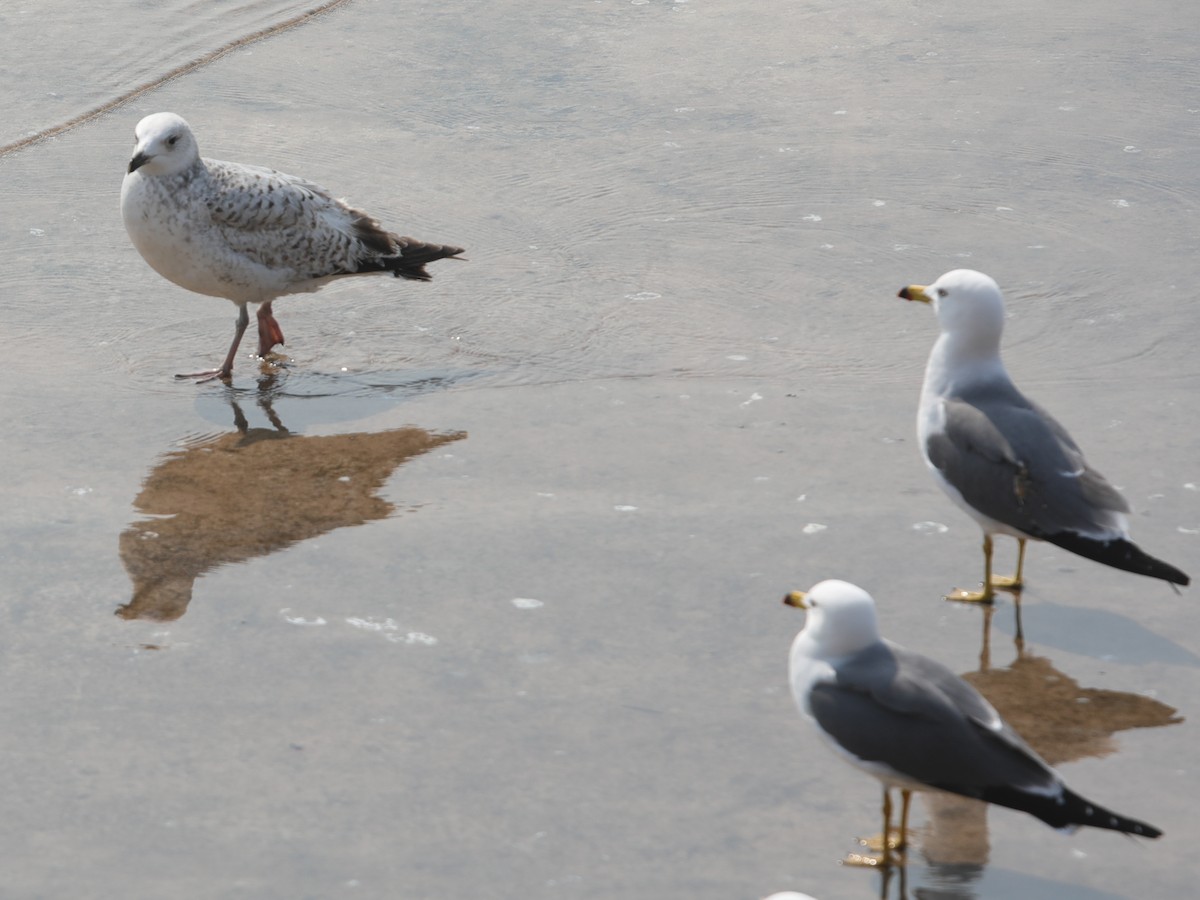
[191,364,482,430]
[870,598,1181,900]
[991,598,1200,668]
[910,865,1135,900]
[117,376,465,621]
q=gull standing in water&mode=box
[900,269,1188,601]
[121,112,464,381]
[784,579,1161,867]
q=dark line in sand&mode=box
[0,0,354,158]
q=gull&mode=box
[784,579,1161,867]
[899,269,1188,601]
[120,112,464,381]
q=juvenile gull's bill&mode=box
[899,269,1188,601]
[120,112,464,381]
[784,579,1161,867]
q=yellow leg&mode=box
[991,537,1026,591]
[948,536,1028,603]
[947,535,997,603]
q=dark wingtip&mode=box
[1075,792,1162,839]
[976,784,1161,838]
[1046,532,1189,587]
[1136,822,1164,840]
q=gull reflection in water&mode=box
[117,392,464,621]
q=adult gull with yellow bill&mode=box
[784,579,1161,867]
[899,269,1188,601]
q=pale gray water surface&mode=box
[1,0,1198,898]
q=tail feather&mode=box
[349,214,464,281]
[977,784,1161,838]
[1046,532,1189,586]
[388,237,466,281]
[354,236,465,282]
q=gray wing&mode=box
[202,159,390,277]
[809,641,1057,795]
[926,379,1129,539]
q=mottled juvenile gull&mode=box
[784,579,1161,867]
[120,112,464,381]
[899,269,1188,601]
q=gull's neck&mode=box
[791,620,877,665]
[922,330,1008,399]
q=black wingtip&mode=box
[976,784,1161,838]
[1063,787,1162,839]
[1046,532,1189,587]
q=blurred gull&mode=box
[784,579,1160,867]
[121,112,464,381]
[900,269,1188,601]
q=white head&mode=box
[126,112,200,177]
[784,579,881,659]
[900,268,1007,354]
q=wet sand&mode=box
[0,0,1198,898]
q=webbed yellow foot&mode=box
[989,574,1023,591]
[945,585,995,604]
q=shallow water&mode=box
[1,0,1198,898]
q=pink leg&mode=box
[256,301,286,356]
[175,304,249,382]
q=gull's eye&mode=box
[937,288,948,298]
[167,135,179,147]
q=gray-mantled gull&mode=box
[784,579,1161,868]
[899,269,1188,602]
[120,112,465,381]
